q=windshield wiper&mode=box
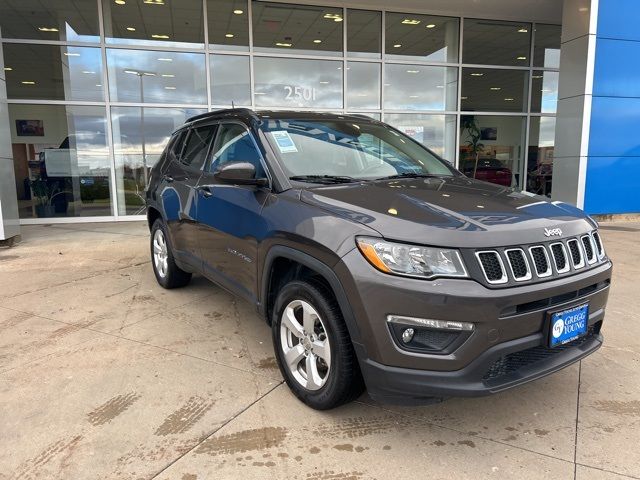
[375,172,446,181]
[289,175,361,184]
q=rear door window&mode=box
[180,125,217,170]
[167,129,188,164]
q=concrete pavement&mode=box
[0,221,638,480]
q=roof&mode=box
[185,108,377,125]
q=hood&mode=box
[300,176,595,248]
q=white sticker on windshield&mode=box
[271,130,298,153]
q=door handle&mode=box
[163,174,174,183]
[198,185,214,197]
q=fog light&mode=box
[387,315,475,354]
[402,328,415,343]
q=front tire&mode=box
[272,279,364,410]
[150,219,192,289]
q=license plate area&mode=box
[548,303,589,347]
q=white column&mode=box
[552,0,598,208]
[0,31,21,243]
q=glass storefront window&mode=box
[463,19,531,67]
[534,24,561,69]
[253,57,343,108]
[103,0,204,48]
[0,1,99,42]
[531,70,558,114]
[208,0,249,51]
[9,104,111,218]
[461,68,528,113]
[0,5,560,221]
[111,107,205,215]
[347,10,381,59]
[384,64,457,111]
[347,62,380,110]
[106,49,206,105]
[4,45,103,102]
[211,55,251,106]
[252,2,343,57]
[385,13,459,63]
[385,113,456,161]
[527,116,555,197]
[459,115,525,188]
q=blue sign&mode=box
[550,304,589,347]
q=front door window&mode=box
[209,124,265,178]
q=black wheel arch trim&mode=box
[260,245,363,347]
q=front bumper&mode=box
[336,249,612,403]
[358,327,602,404]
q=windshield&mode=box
[260,118,457,181]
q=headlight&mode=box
[356,237,468,279]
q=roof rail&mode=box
[348,113,377,121]
[186,108,258,123]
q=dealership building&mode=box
[0,0,637,243]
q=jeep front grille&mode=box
[474,231,606,286]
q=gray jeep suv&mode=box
[146,109,611,410]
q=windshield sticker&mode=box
[271,130,298,153]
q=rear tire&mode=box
[150,218,192,289]
[272,279,364,410]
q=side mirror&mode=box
[213,161,268,186]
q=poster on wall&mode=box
[480,127,497,141]
[16,120,44,137]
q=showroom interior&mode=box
[0,0,628,236]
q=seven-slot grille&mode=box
[476,231,605,285]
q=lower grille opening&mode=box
[550,291,578,305]
[505,280,610,316]
[483,324,600,383]
[578,283,598,296]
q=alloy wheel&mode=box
[152,228,169,278]
[279,299,331,391]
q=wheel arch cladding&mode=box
[261,246,363,346]
[147,206,162,230]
